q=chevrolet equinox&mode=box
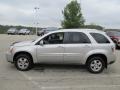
[6,29,116,73]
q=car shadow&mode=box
[8,63,111,74]
[32,64,86,72]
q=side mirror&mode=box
[39,40,44,46]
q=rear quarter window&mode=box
[90,33,110,44]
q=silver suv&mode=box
[6,29,116,73]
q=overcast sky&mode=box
[0,0,120,28]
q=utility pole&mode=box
[34,7,39,35]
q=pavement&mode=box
[0,34,120,90]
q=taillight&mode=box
[111,47,115,53]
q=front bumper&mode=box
[6,52,14,63]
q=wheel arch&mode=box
[13,51,33,63]
[86,54,107,68]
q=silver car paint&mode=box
[36,44,64,64]
[6,29,116,65]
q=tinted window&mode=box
[90,33,110,43]
[43,32,64,44]
[64,32,91,44]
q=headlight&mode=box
[9,47,14,53]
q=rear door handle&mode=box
[58,46,64,48]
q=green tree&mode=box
[62,0,85,29]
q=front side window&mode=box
[43,32,64,44]
[64,32,91,44]
[90,33,110,43]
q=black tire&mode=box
[86,56,105,74]
[14,54,33,71]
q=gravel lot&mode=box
[0,34,120,90]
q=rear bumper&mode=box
[6,52,14,63]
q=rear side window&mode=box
[64,32,91,44]
[90,33,110,43]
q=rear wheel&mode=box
[86,56,105,74]
[14,54,33,71]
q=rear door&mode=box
[63,32,92,64]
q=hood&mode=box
[12,40,33,47]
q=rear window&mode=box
[90,33,110,43]
[64,32,91,44]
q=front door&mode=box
[36,32,64,64]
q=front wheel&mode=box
[14,54,33,71]
[86,56,105,74]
